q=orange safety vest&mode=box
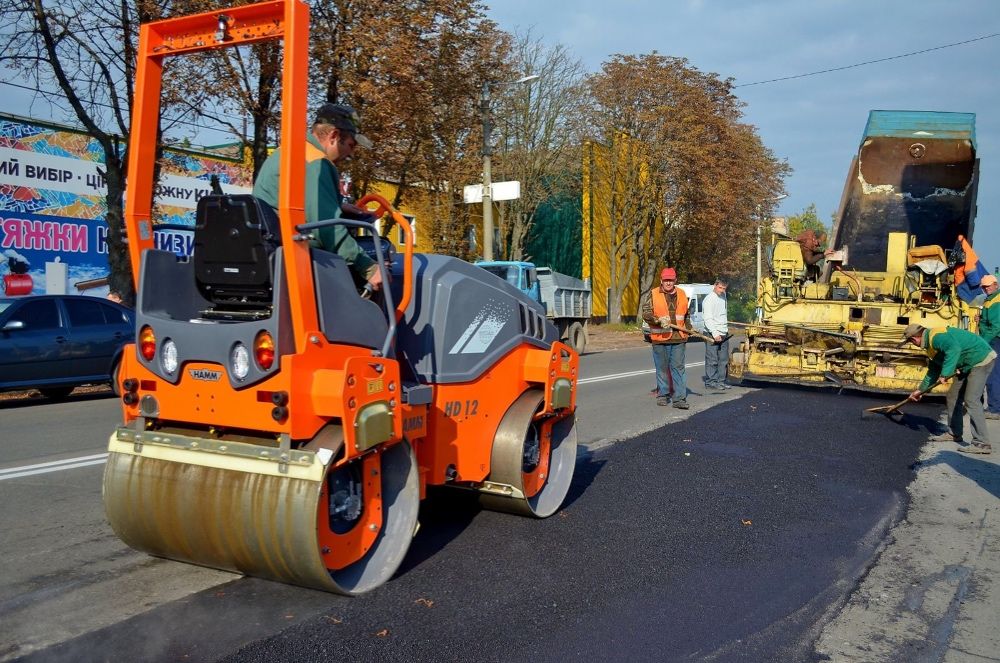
[650,287,689,342]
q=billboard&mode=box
[0,114,251,297]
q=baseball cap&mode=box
[898,323,924,346]
[314,103,373,149]
[982,274,997,287]
[660,267,677,280]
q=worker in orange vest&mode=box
[641,267,691,409]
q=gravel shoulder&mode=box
[815,419,1000,662]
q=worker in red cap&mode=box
[640,266,691,409]
[980,273,1000,419]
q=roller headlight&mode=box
[231,343,250,381]
[161,339,178,375]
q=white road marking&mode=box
[0,453,109,481]
[0,362,705,480]
[578,361,703,384]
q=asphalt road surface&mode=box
[0,344,941,662]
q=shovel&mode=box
[660,322,729,345]
[862,383,939,420]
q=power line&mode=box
[735,32,1000,88]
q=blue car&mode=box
[0,295,135,399]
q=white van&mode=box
[641,283,714,340]
[679,283,714,334]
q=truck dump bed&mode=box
[536,268,592,319]
[830,110,978,273]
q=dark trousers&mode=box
[987,338,1000,414]
[943,358,995,445]
[704,338,730,386]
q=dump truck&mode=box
[101,0,578,595]
[476,261,592,353]
[729,110,982,394]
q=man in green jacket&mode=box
[979,274,1000,419]
[253,103,381,292]
[903,323,996,453]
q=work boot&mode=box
[672,400,689,410]
[656,396,669,406]
[928,432,959,443]
[958,443,993,455]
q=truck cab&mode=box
[476,261,541,304]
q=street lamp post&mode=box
[480,74,539,261]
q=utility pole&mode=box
[481,82,494,261]
[479,75,540,261]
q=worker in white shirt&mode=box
[703,278,731,392]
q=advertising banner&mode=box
[0,115,251,297]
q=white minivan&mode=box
[679,283,714,334]
[641,283,714,340]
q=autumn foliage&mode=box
[3,3,790,306]
[583,53,789,321]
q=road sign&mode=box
[463,181,521,204]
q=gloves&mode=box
[657,316,671,329]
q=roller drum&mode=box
[479,390,577,518]
[103,432,419,595]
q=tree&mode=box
[584,53,789,322]
[490,31,586,261]
[307,0,512,251]
[151,0,281,178]
[0,0,175,304]
[785,203,829,242]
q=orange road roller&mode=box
[102,0,578,594]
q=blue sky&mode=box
[3,2,996,272]
[485,0,1000,272]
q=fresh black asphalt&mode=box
[25,387,940,662]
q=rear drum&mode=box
[479,390,577,518]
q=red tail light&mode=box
[139,326,156,361]
[254,331,275,370]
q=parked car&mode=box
[0,295,134,399]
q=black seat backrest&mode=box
[194,194,281,308]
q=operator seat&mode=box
[192,194,388,349]
[771,239,806,298]
[906,244,949,304]
[193,194,280,320]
